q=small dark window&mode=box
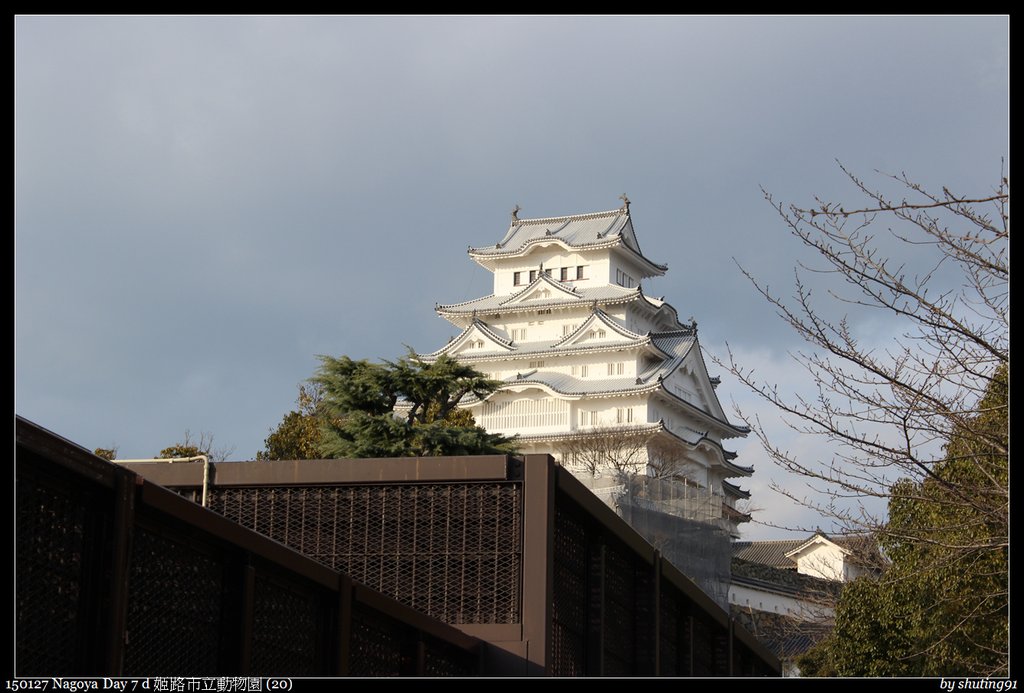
[514,271,521,286]
[560,267,568,281]
[529,270,538,282]
[577,265,585,280]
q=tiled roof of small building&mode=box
[732,539,804,569]
[731,557,841,598]
[733,531,884,572]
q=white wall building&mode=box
[728,531,883,676]
[419,201,753,537]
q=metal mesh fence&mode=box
[207,483,523,625]
[123,526,224,676]
[16,418,485,677]
[348,603,408,676]
[549,506,589,676]
[250,573,323,676]
[602,541,637,675]
[422,637,480,677]
[15,468,94,675]
[659,584,682,676]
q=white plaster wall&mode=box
[728,583,835,621]
[795,543,847,582]
[491,249,602,295]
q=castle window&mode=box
[560,267,568,281]
[529,270,537,282]
[577,266,585,280]
[514,271,522,286]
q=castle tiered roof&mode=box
[437,273,684,331]
[421,200,754,531]
[468,207,668,276]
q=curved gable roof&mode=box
[470,207,667,274]
[422,319,515,358]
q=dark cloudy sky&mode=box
[15,16,1008,540]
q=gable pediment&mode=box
[501,273,580,307]
[436,320,515,358]
[660,348,730,422]
[554,309,647,349]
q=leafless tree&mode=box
[558,425,654,476]
[159,429,235,463]
[720,162,1007,530]
[717,162,1008,676]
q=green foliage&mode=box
[257,384,325,461]
[158,444,205,459]
[804,366,1008,677]
[93,447,117,461]
[794,640,836,678]
[311,352,517,458]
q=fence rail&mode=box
[15,417,483,677]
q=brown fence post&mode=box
[336,574,352,676]
[651,550,662,676]
[587,542,605,676]
[104,469,136,674]
[521,454,555,676]
[238,562,256,673]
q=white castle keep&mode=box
[419,200,753,537]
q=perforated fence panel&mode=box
[123,526,224,676]
[548,482,779,677]
[422,637,479,677]
[691,612,716,676]
[659,584,682,676]
[602,541,637,675]
[16,463,100,675]
[250,573,324,676]
[207,483,523,625]
[550,506,589,676]
[348,602,409,676]
[16,419,486,678]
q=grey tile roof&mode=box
[422,309,664,361]
[722,479,751,499]
[436,280,640,316]
[552,308,648,347]
[468,208,668,273]
[501,370,659,397]
[731,558,842,600]
[732,539,804,569]
[733,531,883,571]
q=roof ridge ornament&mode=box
[619,193,631,212]
[511,204,521,223]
